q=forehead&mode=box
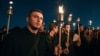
[65,25,70,27]
[80,25,84,28]
[31,11,43,17]
[55,26,58,28]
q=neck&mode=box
[65,30,70,34]
[49,30,55,37]
[27,26,38,34]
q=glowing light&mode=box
[77,17,80,22]
[9,6,12,9]
[9,1,13,5]
[68,14,72,22]
[59,5,64,14]
[73,22,76,27]
[89,20,92,25]
[53,20,56,23]
[58,5,64,21]
[97,26,100,30]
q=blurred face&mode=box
[54,26,58,33]
[80,26,84,32]
[27,11,43,29]
[89,29,93,34]
[65,25,70,32]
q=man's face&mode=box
[65,25,70,32]
[54,26,58,33]
[80,26,84,31]
[27,11,43,29]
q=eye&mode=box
[32,15,43,20]
[33,15,38,18]
[39,17,43,20]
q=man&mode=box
[54,23,80,56]
[1,9,46,56]
[61,23,80,56]
[45,22,59,56]
[75,24,88,56]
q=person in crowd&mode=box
[45,21,59,56]
[75,24,89,56]
[61,23,80,56]
[0,26,7,42]
[1,9,47,56]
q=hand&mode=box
[54,45,62,56]
[63,48,69,55]
[77,38,81,46]
[73,34,81,46]
[73,34,80,42]
[65,41,69,48]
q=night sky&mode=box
[0,0,100,30]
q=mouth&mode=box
[36,23,40,25]
[35,23,41,27]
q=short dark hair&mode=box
[27,9,43,17]
[49,22,58,31]
[63,23,70,28]
[79,24,83,27]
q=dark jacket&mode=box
[1,27,46,56]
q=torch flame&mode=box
[59,5,64,14]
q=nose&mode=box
[37,18,41,22]
[38,16,43,22]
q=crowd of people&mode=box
[0,9,100,56]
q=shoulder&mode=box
[2,27,27,41]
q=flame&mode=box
[59,5,64,14]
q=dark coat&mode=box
[1,27,46,56]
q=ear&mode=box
[26,17,29,23]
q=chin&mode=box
[36,27,41,29]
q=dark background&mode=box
[0,0,100,30]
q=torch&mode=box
[88,20,92,39]
[58,5,64,56]
[68,14,72,24]
[58,5,64,46]
[6,0,13,34]
[92,27,95,31]
[67,14,72,42]
[76,17,81,46]
[73,22,76,31]
[76,17,80,36]
[96,26,99,39]
[53,19,57,23]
